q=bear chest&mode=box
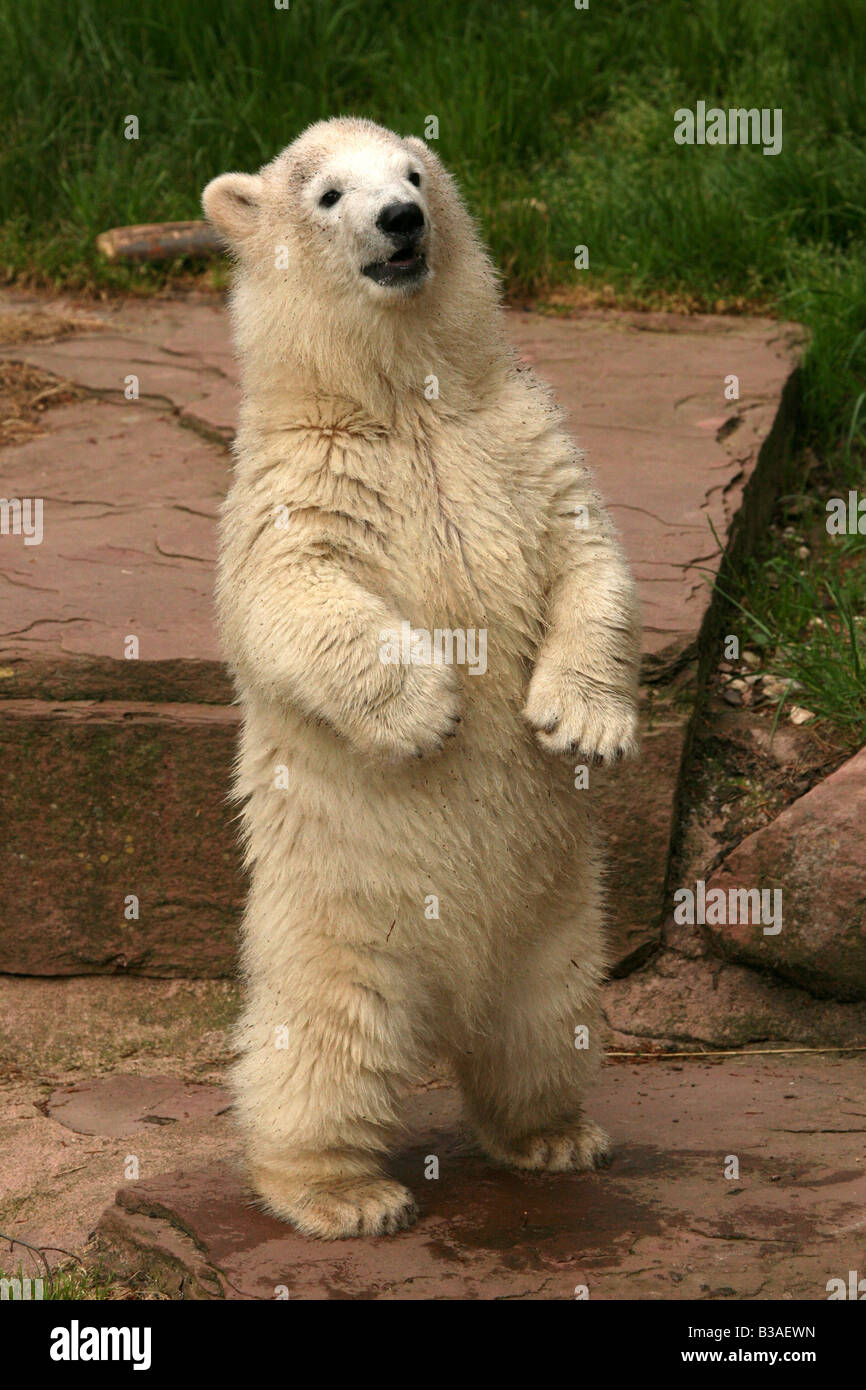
[381,426,546,639]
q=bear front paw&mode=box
[365,660,461,762]
[524,664,638,763]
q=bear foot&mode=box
[480,1118,612,1173]
[250,1165,418,1240]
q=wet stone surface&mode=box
[94,1057,866,1300]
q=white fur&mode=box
[204,118,641,1239]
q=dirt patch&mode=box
[0,359,87,447]
[519,278,778,317]
[0,309,110,346]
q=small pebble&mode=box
[789,706,814,725]
[762,677,788,699]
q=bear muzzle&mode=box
[363,200,429,288]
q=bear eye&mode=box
[408,170,421,187]
[319,188,342,208]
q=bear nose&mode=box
[376,201,425,241]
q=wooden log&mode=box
[96,220,224,263]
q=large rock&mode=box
[508,310,803,667]
[0,395,231,702]
[702,746,866,999]
[604,946,866,1049]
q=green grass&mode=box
[0,1261,115,1300]
[0,1255,171,1300]
[0,0,863,731]
[722,470,866,742]
[1,1,864,437]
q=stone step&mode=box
[0,293,801,975]
[1,700,240,974]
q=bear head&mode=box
[202,119,504,408]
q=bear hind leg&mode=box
[453,916,610,1174]
[235,928,424,1239]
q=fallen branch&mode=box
[96,220,223,263]
[0,1229,88,1279]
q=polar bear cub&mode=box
[203,118,640,1240]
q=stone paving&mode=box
[0,297,798,672]
[91,1056,862,1301]
[3,974,864,1300]
[4,289,865,1300]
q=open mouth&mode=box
[362,242,428,287]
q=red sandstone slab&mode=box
[0,298,801,691]
[0,325,238,438]
[0,700,243,975]
[0,296,800,977]
[95,1056,866,1300]
[46,1075,229,1138]
[704,744,866,999]
[0,401,227,667]
[507,312,801,658]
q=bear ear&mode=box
[405,135,433,161]
[202,173,264,248]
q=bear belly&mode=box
[239,677,592,960]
